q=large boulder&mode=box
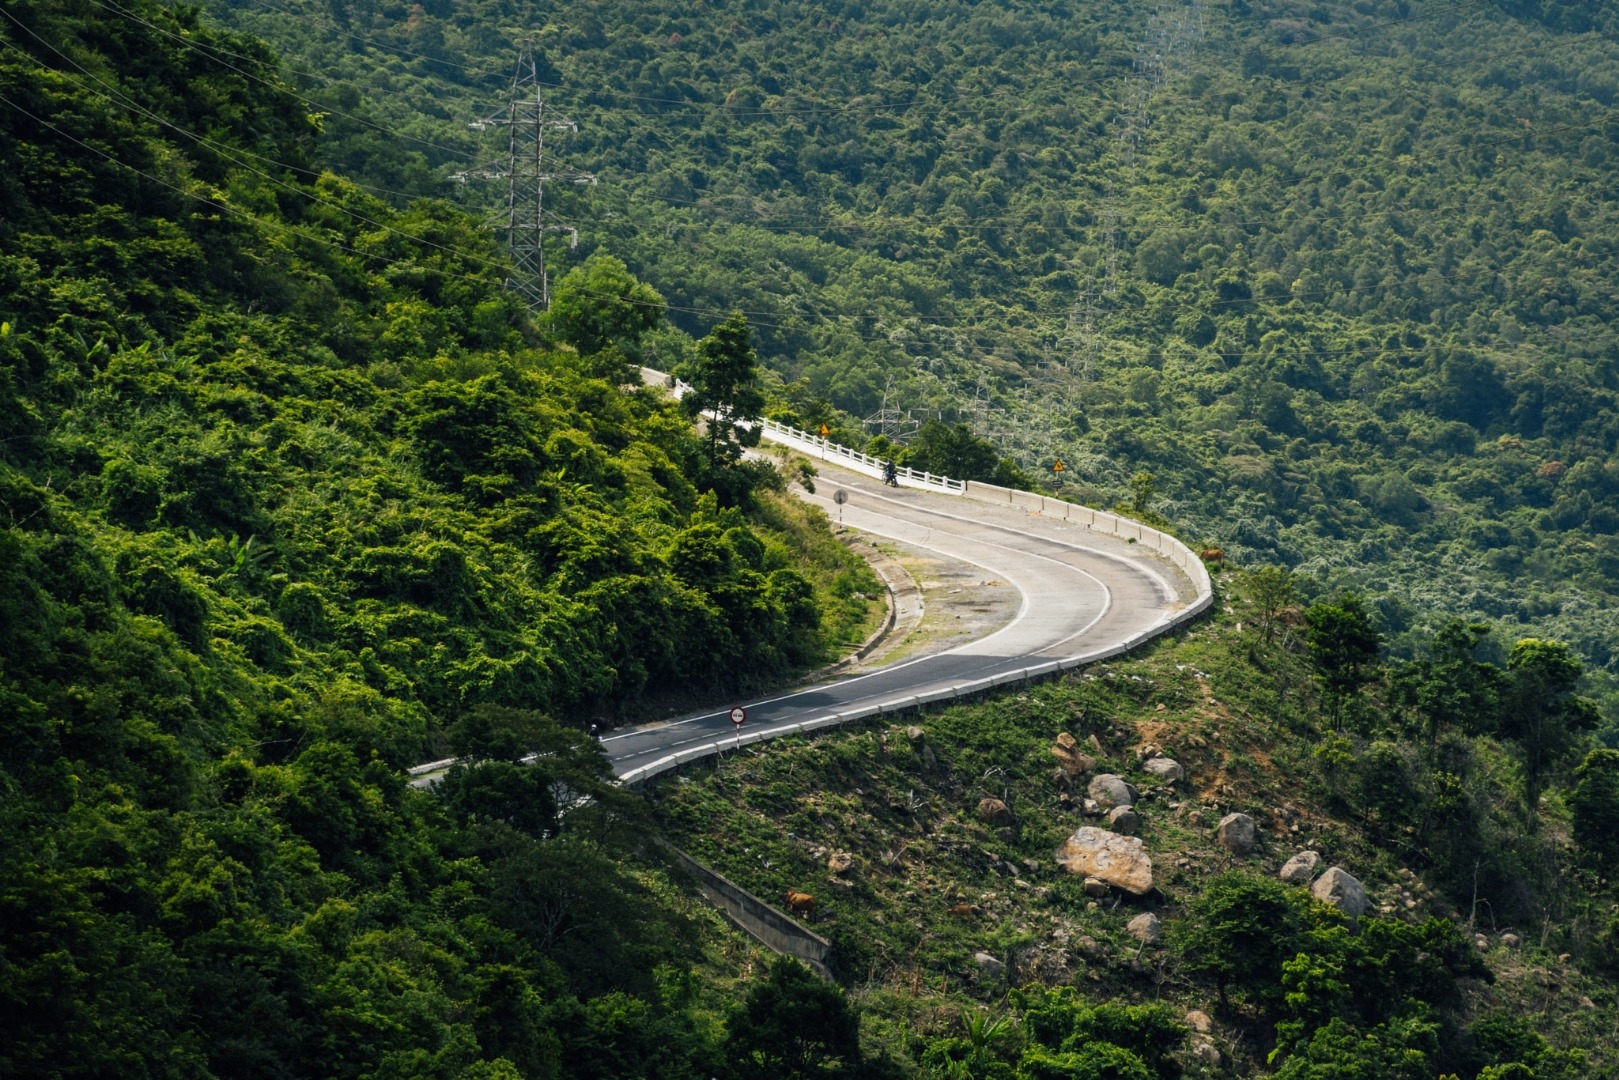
[1052,732,1098,778]
[1278,850,1320,885]
[1088,774,1138,809]
[973,951,1006,980]
[1311,866,1368,917]
[1216,812,1259,854]
[1055,826,1154,895]
[1142,756,1185,783]
[1127,912,1162,943]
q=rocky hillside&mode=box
[655,565,1612,1076]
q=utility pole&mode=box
[458,41,593,310]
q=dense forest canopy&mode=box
[0,0,883,1072]
[192,0,1619,732]
[5,0,1619,1075]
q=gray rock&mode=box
[906,725,924,742]
[972,951,1006,979]
[1108,804,1141,836]
[977,797,1014,826]
[1088,773,1138,809]
[1142,756,1185,783]
[1278,850,1321,885]
[827,851,854,875]
[1310,866,1368,917]
[1055,827,1154,895]
[1184,1010,1213,1035]
[1501,933,1522,949]
[1127,912,1161,942]
[1083,876,1111,898]
[1192,1042,1221,1066]
[1083,798,1101,816]
[1216,812,1259,854]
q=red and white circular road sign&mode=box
[728,706,747,726]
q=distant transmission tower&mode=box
[459,41,593,310]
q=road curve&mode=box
[605,464,1200,783]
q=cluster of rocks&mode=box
[1048,733,1186,898]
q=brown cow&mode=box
[1199,548,1225,564]
[946,903,982,918]
[785,890,816,916]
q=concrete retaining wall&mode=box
[661,843,835,979]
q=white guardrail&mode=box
[408,372,1217,787]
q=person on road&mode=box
[883,459,898,486]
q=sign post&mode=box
[833,489,847,523]
[728,706,746,754]
[819,424,830,459]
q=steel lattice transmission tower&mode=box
[461,41,593,310]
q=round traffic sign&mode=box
[729,706,747,726]
[833,489,848,505]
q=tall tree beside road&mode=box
[678,312,766,471]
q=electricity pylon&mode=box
[458,41,593,310]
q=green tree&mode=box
[1128,471,1158,517]
[1247,565,1297,643]
[1170,872,1309,1008]
[724,956,862,1079]
[1306,593,1382,723]
[1393,621,1502,758]
[545,253,666,376]
[1500,639,1599,822]
[677,312,766,471]
[1569,748,1619,870]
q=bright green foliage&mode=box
[1270,1013,1440,1080]
[1171,871,1311,1006]
[1471,1014,1590,1080]
[1013,988,1184,1080]
[544,253,666,375]
[0,2,879,1073]
[1569,749,1619,869]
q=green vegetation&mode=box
[656,567,1614,1075]
[191,0,1619,727]
[8,0,1619,1074]
[0,0,880,1073]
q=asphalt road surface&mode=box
[604,464,1199,782]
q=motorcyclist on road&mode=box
[883,459,898,487]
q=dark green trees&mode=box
[1502,639,1599,821]
[1570,749,1619,871]
[1305,593,1382,722]
[724,957,863,1079]
[677,312,767,471]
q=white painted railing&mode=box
[757,418,966,494]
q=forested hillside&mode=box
[194,0,1619,731]
[0,0,879,1072]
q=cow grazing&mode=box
[1199,548,1225,564]
[946,903,982,918]
[785,890,816,916]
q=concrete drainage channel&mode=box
[660,842,836,980]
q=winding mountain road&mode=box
[605,462,1204,783]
